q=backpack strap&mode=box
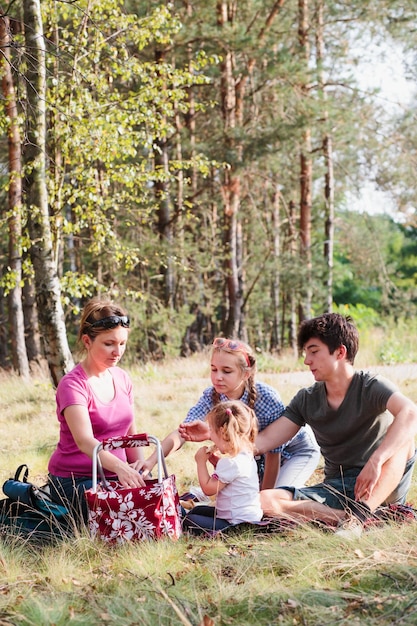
[14,464,29,483]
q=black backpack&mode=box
[0,465,73,543]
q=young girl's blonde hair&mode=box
[207,400,258,456]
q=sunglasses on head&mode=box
[89,315,130,330]
[212,337,250,366]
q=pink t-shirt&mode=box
[48,363,134,478]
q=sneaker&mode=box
[334,516,363,540]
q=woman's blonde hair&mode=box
[207,400,258,456]
[211,338,258,408]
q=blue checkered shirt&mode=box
[184,381,287,454]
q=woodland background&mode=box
[1,0,417,386]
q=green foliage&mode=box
[1,0,417,364]
[333,211,417,318]
[29,0,217,313]
[60,273,99,308]
[332,303,381,330]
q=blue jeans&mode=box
[276,425,321,488]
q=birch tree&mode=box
[23,0,73,385]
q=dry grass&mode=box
[1,350,417,625]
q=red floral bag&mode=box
[84,434,182,544]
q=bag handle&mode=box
[91,434,167,494]
[14,464,29,483]
[100,433,151,450]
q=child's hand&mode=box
[195,445,211,463]
[208,445,220,468]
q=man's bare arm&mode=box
[355,392,417,501]
[255,416,301,455]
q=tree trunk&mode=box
[288,200,298,356]
[218,0,286,338]
[270,185,281,353]
[298,0,313,321]
[154,47,174,310]
[22,275,43,366]
[316,0,334,313]
[0,291,8,368]
[218,0,243,337]
[23,0,73,386]
[0,10,30,378]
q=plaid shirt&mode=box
[184,381,289,454]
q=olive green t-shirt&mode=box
[284,371,398,478]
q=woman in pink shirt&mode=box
[48,297,145,523]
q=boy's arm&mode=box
[355,392,417,501]
[255,417,301,455]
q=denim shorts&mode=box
[282,451,416,511]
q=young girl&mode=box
[182,401,263,534]
[140,337,320,490]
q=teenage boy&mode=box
[179,313,417,537]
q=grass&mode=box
[1,346,417,625]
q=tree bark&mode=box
[218,0,286,337]
[23,0,73,386]
[154,47,175,310]
[270,185,281,353]
[0,9,30,377]
[298,0,313,322]
[316,0,334,313]
[217,0,241,337]
[22,275,43,366]
[288,200,298,356]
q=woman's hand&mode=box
[116,462,147,488]
[179,420,211,442]
[130,458,154,479]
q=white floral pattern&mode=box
[101,435,150,451]
[85,475,182,544]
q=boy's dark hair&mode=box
[297,313,359,364]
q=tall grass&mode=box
[0,331,417,625]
